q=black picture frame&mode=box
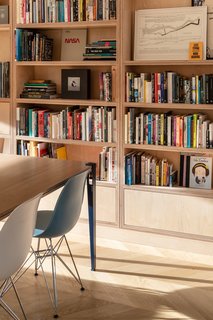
[192,0,204,6]
[61,69,90,99]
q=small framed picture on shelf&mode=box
[61,69,90,99]
[192,0,204,5]
[189,156,212,189]
[0,5,8,24]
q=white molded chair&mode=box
[0,194,42,320]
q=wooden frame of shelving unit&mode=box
[12,0,121,228]
[0,0,13,153]
[5,0,213,245]
[120,0,213,242]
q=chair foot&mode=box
[80,287,85,291]
[34,272,38,276]
[54,314,59,318]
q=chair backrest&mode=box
[38,169,90,238]
[0,194,42,281]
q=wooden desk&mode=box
[0,154,96,270]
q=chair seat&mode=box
[33,210,54,238]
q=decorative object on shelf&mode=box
[0,5,8,24]
[189,41,203,60]
[189,155,212,189]
[134,6,207,60]
[61,29,87,61]
[61,69,90,99]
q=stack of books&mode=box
[83,39,116,60]
[20,80,58,99]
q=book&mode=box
[61,29,87,61]
[56,146,67,160]
[189,156,212,189]
[189,41,203,60]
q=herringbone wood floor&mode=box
[1,236,213,320]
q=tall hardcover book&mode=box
[189,156,212,189]
[61,29,87,61]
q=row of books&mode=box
[0,62,10,98]
[16,0,116,24]
[125,151,177,187]
[17,140,67,158]
[126,72,213,104]
[20,80,57,99]
[83,39,116,60]
[124,109,213,149]
[180,154,212,189]
[15,29,54,61]
[99,146,117,182]
[16,105,117,142]
[99,72,112,101]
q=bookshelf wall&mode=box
[0,0,12,153]
[121,0,213,241]
[3,0,213,244]
[12,0,120,226]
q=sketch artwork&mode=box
[134,6,207,60]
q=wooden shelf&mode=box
[0,98,11,103]
[15,60,117,67]
[123,102,213,110]
[16,135,117,147]
[16,98,117,106]
[124,144,213,154]
[0,133,11,139]
[96,180,117,187]
[123,184,213,199]
[15,20,117,29]
[124,60,213,66]
[0,24,10,31]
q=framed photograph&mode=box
[189,156,212,189]
[61,69,90,99]
[192,0,205,5]
[134,6,207,60]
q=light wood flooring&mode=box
[1,235,213,320]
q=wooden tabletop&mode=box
[0,154,89,219]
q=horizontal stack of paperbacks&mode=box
[125,108,213,149]
[16,0,116,23]
[126,72,213,104]
[16,105,117,142]
[83,39,116,60]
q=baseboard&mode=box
[70,221,213,256]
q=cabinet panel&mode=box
[81,185,117,225]
[124,189,213,237]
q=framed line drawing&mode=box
[134,6,207,61]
